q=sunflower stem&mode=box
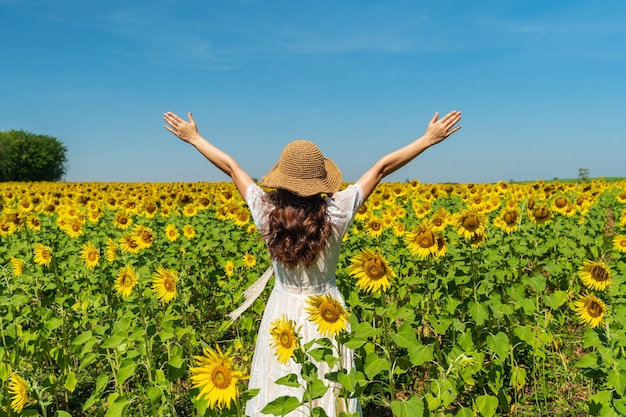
[379,304,396,405]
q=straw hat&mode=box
[261,140,342,197]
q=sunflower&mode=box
[133,225,155,249]
[493,207,520,234]
[113,211,133,230]
[152,267,178,303]
[10,257,24,277]
[246,224,258,235]
[26,215,42,231]
[364,217,384,238]
[573,293,606,328]
[0,219,16,236]
[269,315,301,364]
[305,294,349,338]
[105,238,118,262]
[354,203,370,222]
[469,232,486,248]
[183,225,196,239]
[392,222,406,237]
[613,235,626,254]
[190,345,246,410]
[405,222,440,259]
[33,242,53,266]
[243,253,256,269]
[578,260,612,291]
[63,217,85,238]
[454,209,486,240]
[165,224,179,242]
[224,260,235,277]
[182,203,198,217]
[80,241,100,270]
[528,205,553,225]
[429,208,450,232]
[119,234,141,254]
[347,248,396,293]
[115,265,139,298]
[233,209,251,227]
[8,373,29,413]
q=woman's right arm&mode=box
[356,110,462,201]
[164,111,254,199]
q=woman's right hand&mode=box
[423,110,462,146]
[163,111,202,144]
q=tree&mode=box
[578,168,590,182]
[0,129,68,181]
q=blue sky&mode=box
[1,0,624,184]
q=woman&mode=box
[164,110,462,416]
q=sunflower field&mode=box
[1,179,626,417]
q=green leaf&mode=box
[55,412,73,417]
[391,395,424,417]
[608,368,626,395]
[101,332,127,349]
[364,353,391,379]
[575,353,599,369]
[104,396,129,417]
[261,395,301,416]
[543,291,568,309]
[274,373,301,388]
[310,379,329,400]
[117,360,137,386]
[468,301,489,326]
[408,344,433,366]
[475,394,498,417]
[389,323,418,349]
[486,332,509,362]
[64,371,78,393]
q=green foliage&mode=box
[0,129,68,181]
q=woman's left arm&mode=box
[164,111,254,198]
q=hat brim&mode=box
[261,157,342,197]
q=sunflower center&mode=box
[418,231,435,248]
[320,302,340,323]
[555,197,567,208]
[88,252,97,262]
[590,265,609,282]
[503,211,518,225]
[587,301,603,318]
[163,277,176,292]
[122,274,133,287]
[533,207,549,219]
[211,365,232,389]
[364,259,386,280]
[462,215,479,232]
[279,330,294,348]
[371,222,381,231]
[432,217,444,227]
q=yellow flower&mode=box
[8,373,28,413]
[183,224,196,239]
[578,260,612,291]
[573,293,606,328]
[347,248,396,294]
[119,233,141,254]
[246,224,258,235]
[405,222,443,259]
[493,207,521,234]
[165,224,179,242]
[224,260,235,277]
[269,315,300,364]
[429,208,450,232]
[115,265,138,298]
[528,204,553,226]
[33,242,53,266]
[243,253,256,269]
[613,235,626,254]
[152,267,178,303]
[190,345,247,410]
[233,209,250,227]
[132,224,155,249]
[113,211,133,230]
[454,209,486,239]
[105,238,117,262]
[306,294,349,338]
[63,217,85,238]
[182,203,198,217]
[26,215,42,231]
[364,217,384,238]
[80,241,99,270]
[10,257,24,277]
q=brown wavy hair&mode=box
[262,189,332,268]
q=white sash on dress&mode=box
[228,266,274,321]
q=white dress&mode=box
[244,183,364,417]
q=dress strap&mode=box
[228,266,274,321]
